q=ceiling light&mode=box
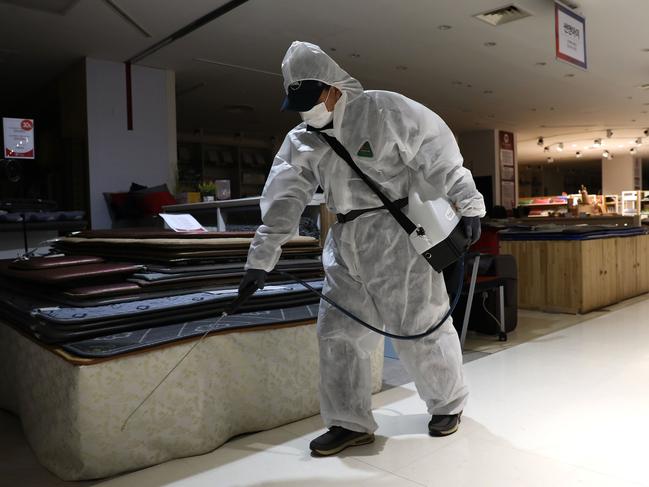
[630,147,638,154]
[438,25,453,30]
[576,151,582,158]
[606,129,614,138]
[645,129,649,136]
[544,146,550,153]
[565,74,575,78]
[474,5,532,26]
[547,157,554,163]
[484,42,497,47]
[594,138,602,147]
[556,143,564,152]
[636,138,643,145]
[396,65,408,71]
[451,80,463,85]
[618,144,624,148]
[572,144,577,148]
[483,90,493,94]
[603,150,611,158]
[537,137,544,146]
[535,62,547,66]
[350,53,361,58]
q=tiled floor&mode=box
[3,297,649,486]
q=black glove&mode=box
[461,216,482,245]
[238,268,268,294]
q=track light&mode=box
[544,146,550,153]
[645,129,649,137]
[547,157,554,163]
[594,138,602,147]
[537,137,544,146]
[576,151,582,158]
[636,138,643,146]
[603,150,611,158]
[606,129,614,138]
[556,142,564,152]
[630,147,638,154]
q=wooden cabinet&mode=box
[502,235,647,314]
[545,241,580,312]
[615,237,637,302]
[581,238,617,313]
[500,241,546,309]
[637,236,649,294]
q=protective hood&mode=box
[281,41,364,132]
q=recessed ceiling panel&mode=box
[0,0,80,15]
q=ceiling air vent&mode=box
[474,4,532,26]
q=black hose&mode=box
[271,255,466,340]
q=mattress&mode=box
[0,280,324,344]
[61,302,321,358]
[499,225,648,241]
[0,319,385,480]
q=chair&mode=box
[445,253,517,348]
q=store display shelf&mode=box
[519,202,568,207]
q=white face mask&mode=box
[300,88,334,128]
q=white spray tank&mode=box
[405,175,469,272]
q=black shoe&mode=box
[309,426,375,456]
[428,412,462,437]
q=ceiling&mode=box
[2,0,649,163]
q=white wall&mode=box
[458,130,496,179]
[86,58,176,229]
[602,154,637,195]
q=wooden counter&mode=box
[501,234,649,314]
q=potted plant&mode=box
[198,181,216,202]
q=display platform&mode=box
[501,232,649,313]
[0,228,349,481]
[0,318,385,480]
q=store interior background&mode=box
[5,2,649,486]
[2,0,649,225]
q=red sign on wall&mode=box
[3,117,35,159]
[499,131,516,209]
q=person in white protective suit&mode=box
[239,41,486,456]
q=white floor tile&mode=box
[90,295,649,487]
[394,433,642,487]
[97,427,423,487]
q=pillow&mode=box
[133,191,177,216]
[132,183,170,194]
[105,184,176,219]
[106,192,137,219]
[129,182,148,192]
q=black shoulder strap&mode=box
[310,128,417,234]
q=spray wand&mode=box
[120,281,259,431]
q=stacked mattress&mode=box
[0,229,325,357]
[499,224,648,241]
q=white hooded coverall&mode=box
[246,41,486,434]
